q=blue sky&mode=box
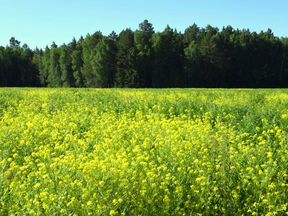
[0,0,287,49]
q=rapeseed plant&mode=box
[1,88,288,215]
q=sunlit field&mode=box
[1,88,288,215]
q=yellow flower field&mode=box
[1,89,288,215]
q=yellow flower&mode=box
[267,152,273,158]
[109,210,117,216]
[87,201,93,208]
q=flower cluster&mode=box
[1,88,288,215]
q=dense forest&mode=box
[1,20,288,88]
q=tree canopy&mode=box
[1,20,288,88]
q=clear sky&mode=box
[0,0,287,49]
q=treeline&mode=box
[1,20,288,88]
[0,38,39,87]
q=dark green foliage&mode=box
[1,22,288,88]
[152,26,185,87]
[32,48,45,86]
[134,20,154,87]
[115,29,138,87]
[0,39,39,87]
[81,32,103,87]
[92,37,117,87]
[59,46,74,87]
[47,47,62,87]
[71,49,84,87]
[70,37,84,87]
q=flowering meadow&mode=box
[1,89,288,215]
